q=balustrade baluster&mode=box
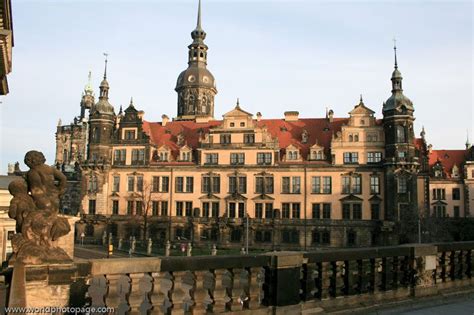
[356,259,363,294]
[158,272,174,315]
[449,251,456,281]
[440,252,447,282]
[181,271,196,314]
[466,250,472,278]
[194,270,213,313]
[300,263,312,301]
[342,261,349,296]
[458,250,464,280]
[313,262,323,300]
[380,257,389,291]
[329,261,337,298]
[249,267,264,309]
[368,258,376,293]
[88,275,109,314]
[238,268,251,309]
[116,275,131,315]
[392,256,399,290]
[138,273,154,314]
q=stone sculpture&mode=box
[8,150,71,265]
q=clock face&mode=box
[188,75,196,83]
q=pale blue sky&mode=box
[0,0,472,173]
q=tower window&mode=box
[396,125,406,142]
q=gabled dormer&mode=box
[284,144,301,161]
[222,100,255,130]
[348,96,376,127]
[153,145,172,162]
[309,142,325,161]
[117,98,149,144]
[179,145,193,162]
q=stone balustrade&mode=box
[8,242,474,314]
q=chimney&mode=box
[428,144,433,154]
[328,109,334,122]
[162,114,169,127]
[284,111,299,122]
[138,110,145,120]
[256,112,262,122]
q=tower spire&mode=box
[393,37,398,69]
[466,129,471,149]
[197,0,202,30]
[103,52,109,79]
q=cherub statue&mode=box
[8,179,35,233]
[24,150,67,213]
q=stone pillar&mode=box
[53,215,80,260]
[264,251,304,309]
[409,244,438,297]
[8,262,77,308]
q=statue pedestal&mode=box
[53,215,80,259]
[9,262,76,309]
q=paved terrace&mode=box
[3,242,474,314]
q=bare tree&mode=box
[136,180,162,242]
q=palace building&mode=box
[55,1,474,249]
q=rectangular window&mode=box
[353,203,362,220]
[238,203,245,218]
[152,201,159,216]
[322,177,332,194]
[244,133,255,144]
[161,201,168,216]
[291,176,301,194]
[205,153,219,165]
[127,200,134,215]
[342,203,351,219]
[282,203,290,219]
[202,202,210,217]
[322,203,331,219]
[185,176,194,193]
[124,129,136,140]
[452,188,461,200]
[131,149,145,165]
[212,202,219,218]
[113,149,126,165]
[127,176,135,192]
[176,201,183,216]
[136,201,142,215]
[229,176,246,194]
[398,178,408,194]
[292,203,301,219]
[370,176,380,194]
[136,176,143,192]
[185,202,193,217]
[152,176,159,192]
[367,152,382,163]
[229,202,236,218]
[265,203,273,219]
[256,176,274,194]
[255,203,263,218]
[281,229,299,244]
[371,203,380,220]
[282,177,290,193]
[230,153,245,165]
[311,177,321,194]
[220,134,231,144]
[257,153,272,165]
[161,177,169,192]
[352,176,362,194]
[176,177,184,193]
[112,175,120,192]
[343,152,359,164]
[112,200,119,215]
[342,176,351,194]
[312,203,320,219]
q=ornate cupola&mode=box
[382,42,420,228]
[175,0,217,121]
[88,54,116,162]
[80,71,95,120]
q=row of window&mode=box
[433,205,462,218]
[95,200,382,220]
[432,188,461,201]
[109,174,384,195]
[219,133,255,144]
[114,149,145,165]
[343,152,383,164]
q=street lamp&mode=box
[245,212,249,254]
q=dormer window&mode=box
[220,134,231,144]
[452,165,459,178]
[240,122,245,127]
[181,151,191,162]
[310,149,324,160]
[287,151,299,160]
[230,123,235,127]
[160,152,168,162]
[124,129,136,140]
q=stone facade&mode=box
[54,1,474,249]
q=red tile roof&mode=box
[142,118,369,160]
[429,149,467,177]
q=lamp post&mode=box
[245,212,249,254]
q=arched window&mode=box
[349,135,353,142]
[354,135,359,142]
[396,125,406,142]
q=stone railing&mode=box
[7,242,474,313]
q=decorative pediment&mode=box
[339,194,363,202]
[431,200,448,206]
[199,194,220,201]
[369,195,382,202]
[252,194,275,201]
[225,193,247,201]
[223,102,253,118]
